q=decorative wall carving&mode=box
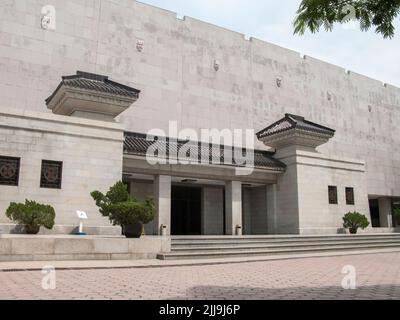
[276,77,283,88]
[214,60,220,71]
[41,5,56,30]
[346,187,355,205]
[0,156,20,186]
[136,39,144,52]
[328,186,338,204]
[40,160,63,189]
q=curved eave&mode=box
[123,151,286,174]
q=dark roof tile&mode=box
[124,132,286,171]
[45,71,140,104]
[257,113,335,139]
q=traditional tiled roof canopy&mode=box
[257,114,335,149]
[124,132,286,171]
[45,71,140,120]
[257,114,335,139]
[45,71,140,104]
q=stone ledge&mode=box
[0,107,124,131]
[0,224,122,236]
[0,235,171,262]
[0,107,125,143]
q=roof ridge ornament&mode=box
[75,71,109,82]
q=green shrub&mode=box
[5,200,56,234]
[91,181,155,227]
[343,211,370,234]
[393,207,400,226]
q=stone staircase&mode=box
[157,234,400,260]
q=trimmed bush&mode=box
[5,200,56,234]
[91,181,155,237]
[393,207,400,227]
[343,211,370,234]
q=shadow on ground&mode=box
[168,285,400,300]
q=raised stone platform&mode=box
[0,235,171,262]
[0,224,122,236]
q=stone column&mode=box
[378,197,393,228]
[154,175,171,235]
[202,187,224,235]
[225,181,243,235]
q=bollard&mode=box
[160,224,168,236]
[236,225,242,236]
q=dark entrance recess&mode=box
[171,186,202,235]
[369,199,380,227]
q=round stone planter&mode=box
[24,225,40,235]
[349,228,358,234]
[122,223,143,238]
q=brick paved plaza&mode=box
[1,252,400,300]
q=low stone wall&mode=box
[0,235,171,262]
[0,224,122,236]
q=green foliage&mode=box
[393,207,400,225]
[343,211,370,232]
[5,200,56,234]
[91,181,155,227]
[294,0,400,39]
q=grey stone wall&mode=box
[1,0,399,199]
[273,146,370,235]
[0,108,124,227]
[243,186,268,235]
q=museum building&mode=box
[0,0,399,236]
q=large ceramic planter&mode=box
[24,225,40,235]
[349,228,358,234]
[122,222,143,238]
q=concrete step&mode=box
[172,234,400,243]
[172,239,400,252]
[172,237,400,247]
[158,242,400,260]
[158,234,400,260]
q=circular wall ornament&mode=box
[44,166,59,183]
[0,163,16,179]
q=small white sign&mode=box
[76,210,88,220]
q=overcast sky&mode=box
[140,0,400,87]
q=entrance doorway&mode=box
[369,199,380,227]
[171,186,202,235]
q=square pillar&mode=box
[154,175,171,235]
[378,197,393,228]
[225,181,243,235]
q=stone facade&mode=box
[271,146,369,234]
[0,107,124,231]
[0,0,399,236]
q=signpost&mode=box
[76,210,88,235]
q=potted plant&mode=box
[343,211,370,234]
[5,200,56,234]
[91,181,155,238]
[393,207,400,227]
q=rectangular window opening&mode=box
[40,160,63,189]
[328,186,338,204]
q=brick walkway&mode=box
[1,252,400,300]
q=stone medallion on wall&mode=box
[0,156,20,186]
